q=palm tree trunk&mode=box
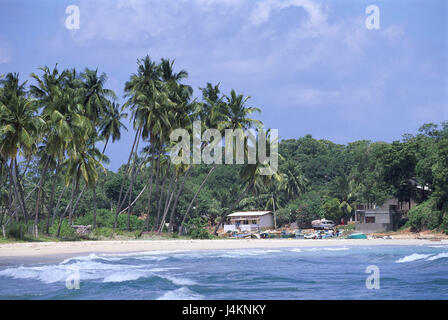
[213,183,252,235]
[272,195,277,229]
[157,176,178,234]
[126,166,137,231]
[34,156,51,238]
[119,183,148,214]
[168,167,191,233]
[8,159,28,224]
[71,184,86,221]
[14,159,29,222]
[152,162,171,232]
[57,182,76,238]
[68,177,79,226]
[114,127,141,229]
[102,137,109,155]
[46,163,60,234]
[51,184,67,226]
[179,165,216,235]
[143,151,158,231]
[92,186,97,229]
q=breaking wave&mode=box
[395,252,448,263]
[157,287,203,300]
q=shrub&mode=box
[49,220,77,240]
[5,222,27,239]
[406,198,444,232]
[441,212,448,235]
[184,217,210,239]
[93,227,114,238]
[74,209,114,228]
[116,214,144,231]
[74,210,144,231]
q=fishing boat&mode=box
[347,232,367,239]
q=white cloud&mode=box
[249,0,327,27]
[59,0,435,121]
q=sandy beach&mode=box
[1,238,447,261]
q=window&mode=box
[366,217,375,223]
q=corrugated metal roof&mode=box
[228,211,272,217]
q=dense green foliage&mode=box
[0,58,447,241]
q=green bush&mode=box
[5,222,27,239]
[116,214,144,231]
[441,212,448,234]
[407,198,444,231]
[49,220,77,240]
[74,209,114,228]
[93,227,114,238]
[184,217,210,239]
[74,210,144,231]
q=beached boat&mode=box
[347,233,367,239]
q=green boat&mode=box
[347,233,367,239]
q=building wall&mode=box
[259,214,274,228]
[355,223,393,233]
[365,211,392,224]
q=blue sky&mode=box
[0,0,447,171]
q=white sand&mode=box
[1,238,447,259]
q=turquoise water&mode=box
[0,245,447,300]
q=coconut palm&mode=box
[99,102,128,154]
[57,141,107,236]
[0,73,44,226]
[213,129,279,235]
[30,65,70,236]
[279,160,308,201]
[180,88,262,234]
[80,68,117,123]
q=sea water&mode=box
[0,245,447,299]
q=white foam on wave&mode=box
[157,287,204,300]
[0,258,157,284]
[159,274,197,286]
[427,252,448,261]
[62,252,170,264]
[103,271,151,283]
[217,249,282,259]
[289,247,349,253]
[396,253,432,263]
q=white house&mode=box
[224,211,274,232]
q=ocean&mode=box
[0,245,447,300]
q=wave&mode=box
[103,271,152,283]
[289,247,349,253]
[395,252,448,263]
[159,275,197,286]
[426,252,448,261]
[157,287,203,300]
[0,259,170,284]
[61,252,169,264]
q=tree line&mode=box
[0,55,447,240]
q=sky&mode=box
[0,0,447,171]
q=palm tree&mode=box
[213,159,280,235]
[30,65,70,236]
[180,88,261,234]
[213,129,279,235]
[80,68,117,122]
[57,142,107,236]
[0,73,43,227]
[99,102,128,154]
[279,160,308,201]
[114,55,170,230]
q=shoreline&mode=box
[1,238,447,263]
